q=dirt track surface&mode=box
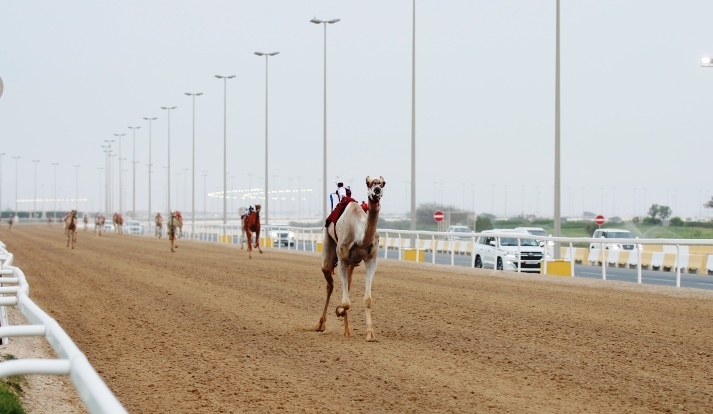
[3,225,713,413]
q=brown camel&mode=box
[167,211,179,252]
[242,204,263,259]
[155,213,163,239]
[64,210,78,249]
[314,175,385,341]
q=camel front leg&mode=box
[342,265,355,337]
[315,231,337,332]
[335,260,352,336]
[363,257,378,341]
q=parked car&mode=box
[514,226,554,250]
[103,222,114,232]
[473,229,545,273]
[269,228,296,247]
[446,225,472,241]
[123,220,144,234]
[589,229,636,250]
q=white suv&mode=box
[123,220,144,234]
[446,225,472,240]
[473,229,545,273]
[589,229,636,250]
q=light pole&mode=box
[32,160,39,219]
[311,17,340,219]
[103,140,115,215]
[255,51,279,225]
[160,106,177,213]
[12,156,20,216]
[182,168,189,213]
[74,165,80,211]
[215,75,235,229]
[128,126,141,217]
[202,170,208,220]
[51,162,58,217]
[114,133,126,216]
[410,0,417,232]
[144,117,157,229]
[185,92,203,238]
[553,0,562,258]
[97,167,103,212]
[0,153,4,218]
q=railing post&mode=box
[676,244,681,288]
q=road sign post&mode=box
[595,215,605,227]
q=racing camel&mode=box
[7,216,12,231]
[155,213,163,239]
[242,204,263,259]
[167,211,179,252]
[64,210,78,249]
[113,213,123,235]
[83,214,88,231]
[94,215,105,236]
[176,211,183,238]
[314,176,385,341]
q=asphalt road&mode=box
[278,241,713,291]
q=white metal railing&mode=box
[0,242,127,413]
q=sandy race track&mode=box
[3,225,713,413]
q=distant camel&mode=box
[64,210,78,249]
[314,176,385,341]
[155,213,163,239]
[7,216,12,231]
[167,211,179,252]
[242,204,263,259]
[113,213,123,235]
[83,215,88,231]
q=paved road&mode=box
[279,241,713,291]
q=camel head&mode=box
[365,176,386,202]
[255,204,262,212]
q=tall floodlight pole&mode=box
[255,51,279,225]
[103,140,115,215]
[182,168,189,213]
[311,18,340,219]
[160,107,176,213]
[51,162,58,215]
[215,75,235,228]
[128,126,141,217]
[12,156,20,215]
[553,0,562,258]
[202,170,208,220]
[410,0,417,233]
[97,167,103,212]
[32,160,39,219]
[73,165,80,210]
[185,92,203,238]
[114,133,126,216]
[0,153,5,218]
[144,117,157,230]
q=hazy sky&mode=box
[2,1,713,221]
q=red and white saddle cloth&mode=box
[324,196,358,241]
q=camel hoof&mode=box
[366,331,376,342]
[314,318,327,332]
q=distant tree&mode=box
[669,217,684,227]
[632,216,641,224]
[475,215,493,232]
[584,221,599,236]
[648,204,672,221]
[704,196,713,209]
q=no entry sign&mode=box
[433,210,444,222]
[595,215,605,225]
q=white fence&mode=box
[0,242,127,414]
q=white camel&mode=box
[314,175,385,341]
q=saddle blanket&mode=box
[325,196,358,238]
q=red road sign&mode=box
[595,215,605,225]
[433,210,444,222]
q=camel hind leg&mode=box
[246,230,253,259]
[315,229,337,332]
